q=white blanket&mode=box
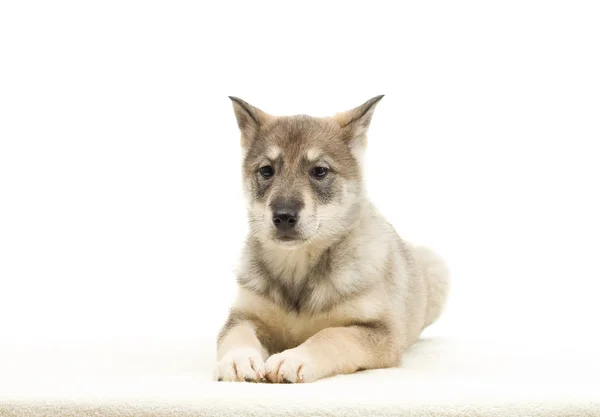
[1,334,599,416]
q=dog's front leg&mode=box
[215,319,268,382]
[265,322,401,383]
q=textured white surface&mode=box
[1,335,599,416]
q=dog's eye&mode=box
[311,167,329,179]
[259,166,274,178]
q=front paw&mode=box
[265,349,317,383]
[214,347,266,382]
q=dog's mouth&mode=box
[274,233,305,244]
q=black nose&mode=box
[271,199,302,232]
[273,209,298,231]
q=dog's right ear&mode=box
[228,96,271,147]
[333,95,384,151]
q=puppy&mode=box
[215,96,449,383]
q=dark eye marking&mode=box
[310,166,329,179]
[259,165,275,179]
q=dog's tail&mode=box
[410,244,450,328]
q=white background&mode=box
[1,1,599,354]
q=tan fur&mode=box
[305,147,322,161]
[215,96,450,383]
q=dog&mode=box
[215,95,449,383]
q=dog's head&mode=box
[230,96,383,248]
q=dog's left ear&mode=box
[333,95,384,149]
[229,96,272,147]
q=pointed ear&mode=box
[333,95,384,149]
[228,96,272,146]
